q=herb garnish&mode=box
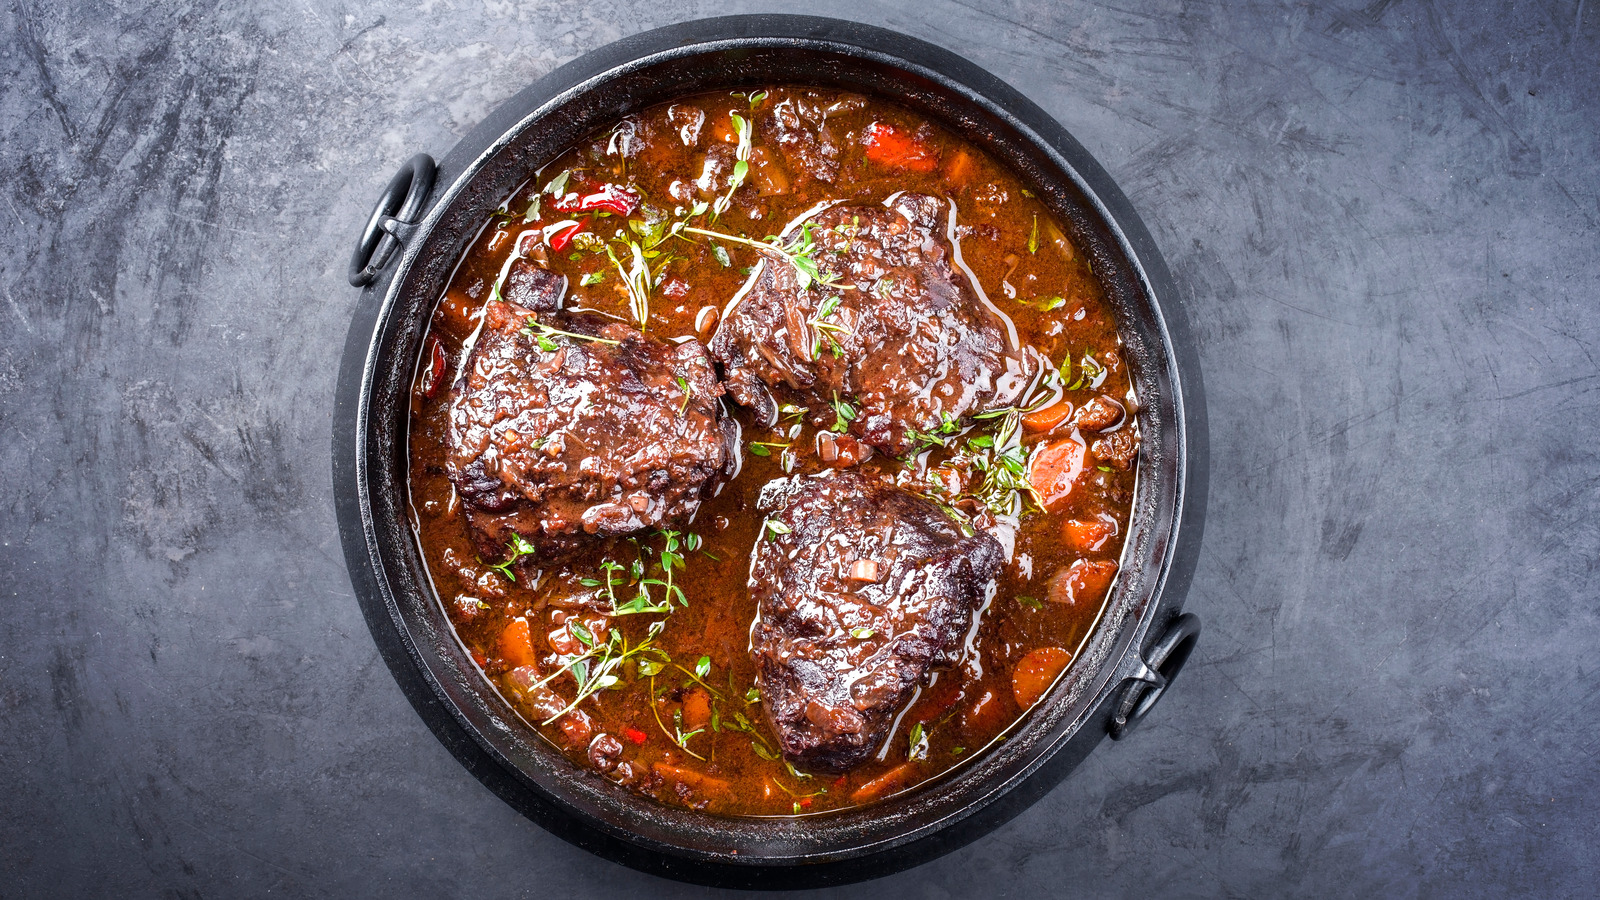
[488,532,535,581]
[807,290,850,359]
[1060,350,1106,391]
[713,111,753,219]
[908,722,929,761]
[605,240,652,328]
[528,620,668,724]
[764,518,792,541]
[828,393,858,433]
[521,316,622,351]
[675,375,693,416]
[683,222,843,292]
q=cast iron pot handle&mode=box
[1109,612,1201,740]
[348,153,437,287]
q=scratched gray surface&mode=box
[2,0,1597,896]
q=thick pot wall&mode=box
[333,15,1203,889]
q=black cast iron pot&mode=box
[334,15,1206,889]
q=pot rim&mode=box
[333,14,1205,889]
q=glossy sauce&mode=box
[407,87,1137,816]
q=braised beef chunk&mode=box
[709,192,1037,456]
[764,91,858,184]
[500,259,568,311]
[445,297,735,559]
[750,471,1004,772]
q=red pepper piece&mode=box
[624,726,648,745]
[547,216,590,253]
[578,183,640,216]
[418,335,448,398]
[862,121,939,172]
[553,183,640,217]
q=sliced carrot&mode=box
[498,616,538,668]
[654,762,731,796]
[862,122,939,172]
[1022,400,1073,433]
[1028,437,1086,510]
[1013,647,1072,709]
[682,687,712,732]
[1047,558,1119,606]
[942,148,976,186]
[850,761,920,803]
[1061,518,1117,553]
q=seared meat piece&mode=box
[445,296,736,560]
[709,192,1037,456]
[1091,429,1138,470]
[500,259,568,311]
[764,92,853,183]
[749,470,1004,772]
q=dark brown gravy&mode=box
[406,87,1137,816]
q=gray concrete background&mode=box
[2,0,1597,896]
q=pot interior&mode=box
[350,18,1187,877]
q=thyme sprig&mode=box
[520,316,621,351]
[713,111,754,219]
[682,223,845,292]
[488,532,536,581]
[530,620,668,724]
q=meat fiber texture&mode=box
[749,470,1004,772]
[710,192,1038,456]
[444,273,736,560]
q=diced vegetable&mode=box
[547,216,589,253]
[942,148,975,186]
[682,686,712,732]
[1012,646,1072,708]
[1061,518,1117,553]
[1047,558,1119,606]
[847,559,881,583]
[1021,400,1072,433]
[653,762,731,796]
[418,335,448,399]
[498,616,538,668]
[552,182,641,217]
[1028,436,1087,509]
[862,122,939,172]
[624,726,648,744]
[850,761,921,802]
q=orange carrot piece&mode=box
[942,148,976,186]
[653,763,730,796]
[1047,558,1119,606]
[851,762,921,803]
[1029,437,1086,509]
[1012,647,1072,709]
[862,122,939,172]
[1061,518,1117,553]
[681,687,712,732]
[498,616,537,668]
[1022,400,1073,433]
